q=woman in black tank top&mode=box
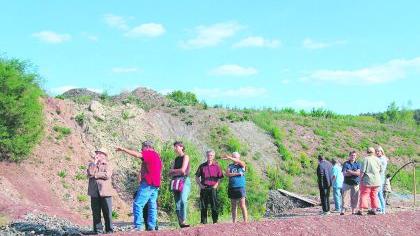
[169,141,191,228]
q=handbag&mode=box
[170,176,185,192]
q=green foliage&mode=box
[53,126,71,140]
[393,146,416,157]
[75,172,87,180]
[283,160,302,176]
[166,90,199,106]
[112,210,119,219]
[75,113,85,126]
[77,194,88,202]
[0,58,44,161]
[299,152,311,168]
[179,107,187,113]
[58,170,67,178]
[387,163,420,193]
[121,110,134,120]
[266,166,293,190]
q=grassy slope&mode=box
[249,110,420,195]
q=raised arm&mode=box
[224,154,246,169]
[116,146,142,159]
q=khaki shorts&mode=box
[341,183,359,210]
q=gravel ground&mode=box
[115,209,420,236]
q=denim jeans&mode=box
[173,177,191,222]
[378,185,386,213]
[133,181,159,230]
[333,187,342,211]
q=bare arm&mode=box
[116,147,142,158]
[195,176,205,189]
[224,154,246,169]
[170,155,190,176]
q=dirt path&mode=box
[115,210,420,236]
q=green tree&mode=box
[0,58,44,161]
[166,90,199,106]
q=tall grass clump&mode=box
[166,90,199,106]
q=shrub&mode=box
[53,126,71,140]
[179,107,187,113]
[77,194,88,202]
[266,166,293,190]
[75,172,87,180]
[75,113,85,126]
[166,90,198,106]
[0,58,44,161]
[58,170,67,178]
[112,210,119,219]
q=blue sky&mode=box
[1,0,419,114]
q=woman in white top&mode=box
[376,146,388,214]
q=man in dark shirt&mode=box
[317,155,333,214]
[195,149,224,224]
[340,151,361,215]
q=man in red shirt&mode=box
[195,149,224,224]
[116,141,162,231]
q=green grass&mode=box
[77,194,89,202]
[75,113,85,126]
[58,170,67,178]
[53,126,71,140]
[75,172,87,180]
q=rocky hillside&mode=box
[1,87,419,228]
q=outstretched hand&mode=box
[115,147,124,152]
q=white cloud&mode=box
[302,38,346,49]
[302,57,420,85]
[111,67,140,73]
[233,36,281,48]
[50,86,103,95]
[180,22,242,48]
[210,64,257,77]
[289,99,326,109]
[193,87,267,98]
[104,14,129,30]
[32,31,71,44]
[124,23,165,38]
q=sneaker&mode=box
[340,212,345,215]
[322,211,330,215]
[355,211,363,215]
[180,224,190,228]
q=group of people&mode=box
[317,146,392,216]
[86,140,248,233]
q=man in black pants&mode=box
[87,149,114,233]
[195,150,224,224]
[317,155,333,215]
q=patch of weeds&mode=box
[77,194,89,202]
[179,107,187,113]
[75,172,87,180]
[75,113,85,126]
[299,152,311,168]
[393,146,416,157]
[63,193,72,201]
[79,165,87,170]
[185,120,193,126]
[74,95,92,104]
[112,210,119,220]
[358,138,370,150]
[62,181,71,189]
[53,126,71,140]
[253,152,262,161]
[266,166,293,190]
[58,170,67,178]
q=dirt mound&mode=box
[62,88,101,100]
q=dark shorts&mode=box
[228,187,246,199]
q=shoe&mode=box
[355,211,363,215]
[180,223,190,228]
[322,211,330,215]
[340,212,345,215]
[367,210,377,215]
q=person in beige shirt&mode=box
[357,147,383,215]
[87,148,113,233]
